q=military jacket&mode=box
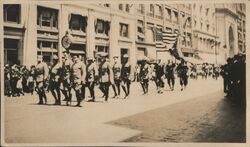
[113,63,121,80]
[140,63,150,80]
[86,63,98,82]
[62,59,73,80]
[71,61,86,84]
[99,61,113,83]
[35,62,49,82]
[50,62,62,81]
[121,62,131,80]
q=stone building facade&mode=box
[2,3,246,67]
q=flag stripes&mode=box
[155,28,178,48]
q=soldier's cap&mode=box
[52,55,59,60]
[72,55,78,58]
[123,54,129,58]
[97,52,108,57]
[113,56,119,59]
[5,64,9,67]
[37,55,43,61]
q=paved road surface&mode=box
[4,77,230,144]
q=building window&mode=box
[138,4,144,14]
[186,17,191,28]
[69,14,87,32]
[206,8,209,16]
[200,22,203,29]
[137,20,144,34]
[119,4,123,10]
[200,5,202,13]
[3,4,21,23]
[103,4,110,7]
[95,19,110,35]
[148,4,154,16]
[94,46,109,65]
[165,8,171,21]
[37,6,58,28]
[121,48,129,63]
[146,25,154,42]
[125,4,130,12]
[194,19,197,27]
[207,24,209,31]
[120,23,129,38]
[37,41,58,65]
[155,4,162,19]
[173,11,178,23]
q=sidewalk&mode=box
[4,77,224,143]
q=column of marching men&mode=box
[4,51,227,107]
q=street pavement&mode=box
[4,77,224,144]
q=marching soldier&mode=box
[98,52,114,101]
[49,55,62,105]
[176,59,189,91]
[61,51,73,105]
[71,55,86,107]
[155,60,165,93]
[120,54,131,99]
[86,57,98,102]
[79,55,86,101]
[139,56,150,94]
[35,55,49,104]
[112,56,121,98]
[165,60,176,91]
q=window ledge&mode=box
[4,22,23,29]
[37,26,59,32]
[96,33,109,39]
[70,30,86,36]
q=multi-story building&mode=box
[3,3,137,67]
[192,4,221,64]
[236,3,246,54]
[215,3,239,60]
[2,3,245,67]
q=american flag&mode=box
[155,29,178,49]
[155,29,183,60]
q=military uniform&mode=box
[86,59,98,101]
[61,58,73,105]
[112,61,121,98]
[176,61,189,91]
[139,61,150,94]
[121,62,131,98]
[155,62,164,93]
[99,60,113,101]
[165,63,175,90]
[35,56,49,104]
[49,57,62,105]
[71,58,86,107]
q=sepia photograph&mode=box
[0,0,249,146]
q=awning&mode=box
[37,48,58,53]
[69,50,85,54]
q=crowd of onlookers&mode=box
[220,53,246,107]
[4,64,36,97]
